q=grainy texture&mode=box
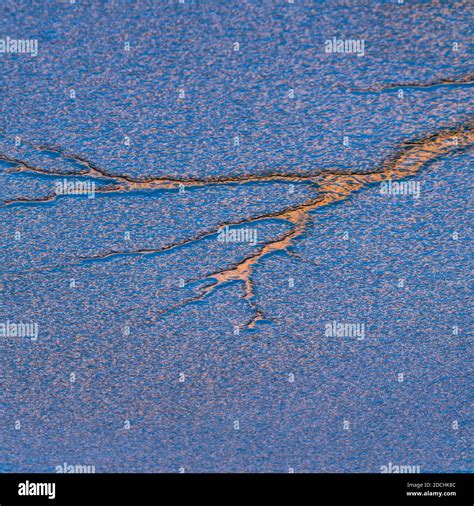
[1,0,472,473]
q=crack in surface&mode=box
[351,75,474,93]
[2,121,473,328]
[160,122,474,327]
[3,138,443,206]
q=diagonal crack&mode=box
[155,121,474,328]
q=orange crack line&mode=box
[195,123,474,328]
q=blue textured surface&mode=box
[1,0,472,473]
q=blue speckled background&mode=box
[1,0,472,473]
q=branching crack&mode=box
[2,121,473,329]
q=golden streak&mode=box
[203,124,474,313]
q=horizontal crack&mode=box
[351,75,474,93]
[2,120,473,328]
